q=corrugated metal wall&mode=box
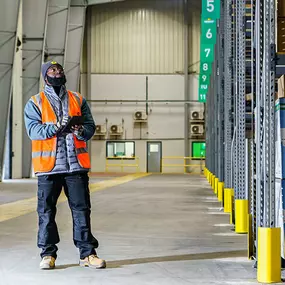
[90,0,185,74]
[188,3,201,74]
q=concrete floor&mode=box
[0,174,279,284]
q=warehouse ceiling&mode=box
[71,0,125,5]
[71,0,200,9]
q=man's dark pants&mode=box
[37,172,98,259]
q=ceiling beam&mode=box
[71,0,125,6]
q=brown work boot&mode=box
[40,256,56,269]
[79,254,106,269]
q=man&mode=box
[24,61,106,270]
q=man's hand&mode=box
[54,116,69,133]
[71,125,84,137]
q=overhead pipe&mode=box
[86,99,201,104]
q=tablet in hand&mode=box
[60,116,84,134]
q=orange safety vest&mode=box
[31,91,91,173]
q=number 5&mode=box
[207,0,214,12]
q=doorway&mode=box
[147,141,162,173]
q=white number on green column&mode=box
[199,93,206,102]
[200,44,214,62]
[206,29,212,39]
[200,74,210,85]
[207,0,214,12]
[205,48,211,57]
[202,0,220,19]
[203,63,209,72]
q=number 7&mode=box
[205,48,211,57]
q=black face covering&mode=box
[46,75,66,86]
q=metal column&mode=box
[232,0,248,234]
[236,0,246,200]
[255,0,264,232]
[206,65,211,173]
[262,0,276,230]
[22,0,49,178]
[0,0,20,179]
[217,1,225,184]
[207,58,216,175]
[255,0,276,229]
[224,0,233,189]
[45,0,70,64]
[249,0,257,260]
[12,0,23,179]
[212,44,219,178]
[255,0,279,281]
[184,0,190,168]
[65,1,87,91]
[232,0,238,197]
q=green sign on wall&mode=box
[199,83,208,93]
[198,0,219,103]
[200,62,212,74]
[200,44,214,63]
[199,92,207,103]
[201,19,217,44]
[198,62,212,102]
[202,0,220,19]
[199,73,210,85]
[198,83,209,103]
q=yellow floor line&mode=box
[0,173,150,223]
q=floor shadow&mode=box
[54,263,79,270]
[106,250,248,269]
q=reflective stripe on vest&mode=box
[32,150,57,158]
[31,91,91,172]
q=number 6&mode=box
[206,29,212,39]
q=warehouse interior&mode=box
[0,0,284,284]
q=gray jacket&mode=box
[24,85,95,176]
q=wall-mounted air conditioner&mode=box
[95,124,107,135]
[191,110,204,120]
[109,124,123,134]
[133,111,148,121]
[190,124,204,135]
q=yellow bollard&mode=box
[212,175,215,189]
[218,182,224,202]
[214,178,219,195]
[229,194,233,224]
[247,214,254,260]
[257,227,281,283]
[224,188,233,213]
[235,199,248,234]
